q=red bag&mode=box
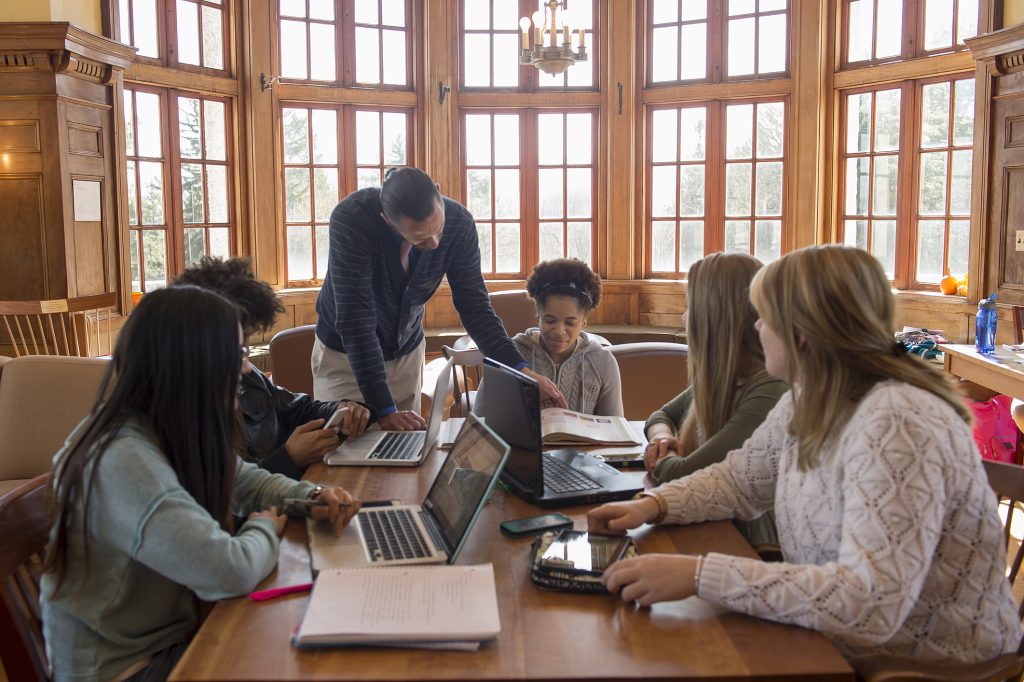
[964,395,1018,463]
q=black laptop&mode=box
[473,358,644,508]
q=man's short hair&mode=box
[380,167,442,222]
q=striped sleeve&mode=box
[328,204,396,413]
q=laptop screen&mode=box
[421,414,508,559]
[472,359,544,492]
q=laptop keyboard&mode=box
[368,431,426,461]
[542,455,602,493]
[359,508,431,562]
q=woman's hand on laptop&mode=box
[520,368,568,409]
[285,420,342,466]
[587,497,660,534]
[311,486,361,537]
[379,410,426,431]
[337,400,371,438]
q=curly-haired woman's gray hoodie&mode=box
[512,329,623,416]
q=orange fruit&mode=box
[957,284,968,297]
[939,275,958,295]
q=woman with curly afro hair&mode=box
[511,258,623,416]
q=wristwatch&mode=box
[309,485,324,500]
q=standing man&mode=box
[313,167,565,431]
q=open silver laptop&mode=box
[324,357,453,467]
[308,413,510,570]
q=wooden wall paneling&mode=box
[605,0,636,280]
[422,0,456,194]
[789,0,829,249]
[246,0,280,287]
[0,23,133,307]
[593,292,632,325]
[0,175,46,300]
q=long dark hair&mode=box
[46,286,245,590]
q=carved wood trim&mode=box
[0,23,135,85]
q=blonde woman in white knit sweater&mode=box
[588,245,1022,663]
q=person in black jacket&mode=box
[173,257,373,478]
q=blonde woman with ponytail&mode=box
[589,245,1021,664]
[643,252,787,547]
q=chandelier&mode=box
[519,0,587,76]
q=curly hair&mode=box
[525,258,602,312]
[172,256,285,333]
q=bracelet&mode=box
[633,490,668,524]
[309,484,324,500]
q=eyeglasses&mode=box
[239,345,250,362]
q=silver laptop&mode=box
[308,413,510,570]
[324,357,453,466]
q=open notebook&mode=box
[293,564,500,648]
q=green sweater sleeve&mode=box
[652,375,788,483]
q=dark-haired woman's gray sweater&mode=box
[41,417,314,682]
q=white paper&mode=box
[72,179,102,221]
[294,564,501,647]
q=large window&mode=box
[461,0,596,90]
[836,1,979,289]
[463,110,596,277]
[649,99,786,274]
[278,0,412,86]
[649,0,788,85]
[124,87,235,292]
[118,0,230,71]
[281,105,412,285]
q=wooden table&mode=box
[943,344,1024,399]
[170,445,853,681]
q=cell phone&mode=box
[499,512,573,538]
[539,530,630,573]
[322,406,350,430]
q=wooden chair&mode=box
[0,474,52,682]
[851,459,1024,682]
[607,342,690,420]
[268,324,316,396]
[441,345,484,418]
[0,293,116,358]
[488,289,536,337]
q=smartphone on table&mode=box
[500,512,573,538]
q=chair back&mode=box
[0,294,116,358]
[0,474,52,682]
[983,459,1024,620]
[269,325,316,396]
[0,356,108,483]
[608,342,689,420]
[441,345,484,418]
[489,290,536,337]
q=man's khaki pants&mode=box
[311,337,424,412]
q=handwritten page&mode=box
[293,564,500,647]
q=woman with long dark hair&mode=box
[41,286,359,682]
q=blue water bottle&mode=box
[975,293,998,355]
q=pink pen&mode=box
[248,582,314,601]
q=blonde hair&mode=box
[749,245,970,470]
[678,252,766,456]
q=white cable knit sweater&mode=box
[653,381,1022,662]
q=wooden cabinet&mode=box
[968,25,1024,306]
[0,23,133,303]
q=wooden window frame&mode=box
[124,84,238,289]
[458,0,600,93]
[279,102,416,287]
[645,0,791,88]
[117,0,234,76]
[837,74,974,290]
[645,97,789,279]
[274,0,416,89]
[839,0,980,70]
[459,107,599,279]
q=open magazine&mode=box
[440,410,642,448]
